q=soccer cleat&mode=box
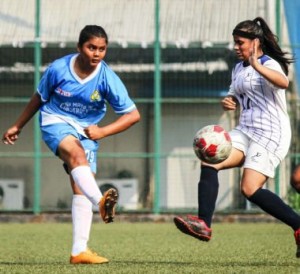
[99,188,118,223]
[174,215,212,241]
[70,249,109,264]
[294,228,300,258]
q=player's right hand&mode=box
[222,96,237,111]
[2,126,21,145]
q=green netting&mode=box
[0,0,299,213]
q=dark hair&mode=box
[78,25,108,47]
[233,17,294,75]
[291,164,300,194]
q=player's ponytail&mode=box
[253,17,293,75]
[233,17,294,75]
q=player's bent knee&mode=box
[241,184,259,198]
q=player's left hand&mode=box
[248,38,260,68]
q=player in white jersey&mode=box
[174,17,300,257]
[2,25,140,264]
[228,54,291,162]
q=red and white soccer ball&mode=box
[193,125,232,164]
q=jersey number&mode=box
[85,150,95,163]
[240,94,251,109]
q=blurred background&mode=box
[0,0,299,214]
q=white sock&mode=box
[71,195,93,256]
[70,166,102,205]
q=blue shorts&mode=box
[41,123,99,173]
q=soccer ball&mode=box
[193,125,232,164]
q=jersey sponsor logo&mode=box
[59,102,98,115]
[90,90,101,102]
[55,87,72,97]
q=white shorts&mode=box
[229,129,281,178]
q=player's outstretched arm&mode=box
[84,109,141,140]
[2,93,42,145]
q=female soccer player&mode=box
[174,17,300,258]
[2,25,140,264]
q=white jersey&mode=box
[228,55,291,160]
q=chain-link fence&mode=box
[0,0,299,213]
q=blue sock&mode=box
[248,188,300,231]
[198,166,219,227]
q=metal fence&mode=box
[0,0,299,214]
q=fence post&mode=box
[154,0,162,214]
[33,0,41,214]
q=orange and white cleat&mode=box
[70,249,109,264]
[99,188,118,223]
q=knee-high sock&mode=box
[198,166,219,227]
[71,166,102,205]
[248,188,300,231]
[71,195,93,256]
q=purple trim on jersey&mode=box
[260,55,271,65]
[243,55,270,67]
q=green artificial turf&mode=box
[0,222,299,273]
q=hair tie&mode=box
[253,19,261,26]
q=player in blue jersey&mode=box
[2,25,140,264]
[174,17,300,257]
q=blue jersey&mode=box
[37,54,136,135]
